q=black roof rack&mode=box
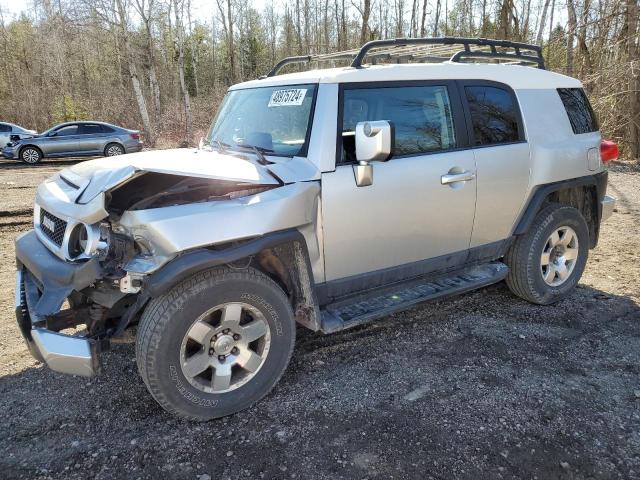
[263,36,545,77]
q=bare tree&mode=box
[626,0,639,159]
[566,0,577,76]
[216,0,237,83]
[133,0,161,142]
[536,0,551,46]
[172,0,193,144]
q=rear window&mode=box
[557,88,598,134]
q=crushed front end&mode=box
[13,148,317,377]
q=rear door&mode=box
[321,81,477,291]
[77,124,106,154]
[458,81,531,248]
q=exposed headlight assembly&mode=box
[67,222,109,260]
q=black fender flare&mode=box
[143,228,308,298]
[512,171,608,247]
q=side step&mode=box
[320,262,508,333]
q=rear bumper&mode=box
[15,230,102,376]
[601,195,616,222]
[125,141,144,153]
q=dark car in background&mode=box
[2,121,143,164]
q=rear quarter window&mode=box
[557,88,598,134]
[464,85,523,146]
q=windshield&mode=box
[207,84,317,157]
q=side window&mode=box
[101,125,115,133]
[341,85,457,162]
[55,125,78,136]
[465,86,521,146]
[557,88,598,134]
[79,124,103,135]
[0,124,11,133]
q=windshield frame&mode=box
[208,83,319,158]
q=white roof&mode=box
[231,62,582,91]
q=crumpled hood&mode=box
[59,148,282,204]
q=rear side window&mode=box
[341,85,457,161]
[101,125,115,133]
[0,124,10,133]
[557,88,598,134]
[78,124,103,135]
[465,86,522,146]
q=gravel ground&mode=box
[0,158,638,480]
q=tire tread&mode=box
[136,266,294,421]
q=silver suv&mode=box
[14,38,617,420]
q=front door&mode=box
[321,82,476,292]
[46,124,81,155]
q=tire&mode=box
[20,146,42,164]
[136,266,295,421]
[104,143,125,156]
[505,203,589,305]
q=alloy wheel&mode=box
[22,148,40,164]
[180,302,271,394]
[106,145,124,156]
[540,226,579,287]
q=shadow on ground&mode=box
[1,282,639,479]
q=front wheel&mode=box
[505,203,589,305]
[136,266,295,421]
[20,146,42,164]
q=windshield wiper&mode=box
[211,138,232,153]
[234,144,275,165]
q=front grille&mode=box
[39,209,67,246]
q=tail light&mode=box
[600,140,618,164]
[130,133,141,140]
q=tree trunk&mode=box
[577,0,593,77]
[536,0,551,46]
[433,0,441,36]
[115,0,151,140]
[187,0,199,97]
[566,0,577,76]
[420,0,427,36]
[173,0,193,145]
[360,0,371,44]
[626,0,639,160]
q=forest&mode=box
[0,0,637,159]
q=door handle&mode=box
[441,171,476,185]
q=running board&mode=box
[320,262,508,333]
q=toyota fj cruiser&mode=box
[14,38,617,420]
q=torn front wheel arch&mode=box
[137,229,321,331]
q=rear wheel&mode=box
[20,146,42,164]
[136,266,296,421]
[505,203,589,305]
[104,143,124,156]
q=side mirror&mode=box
[48,131,57,137]
[353,120,393,187]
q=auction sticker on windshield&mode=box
[268,89,307,107]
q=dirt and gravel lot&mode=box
[0,158,638,480]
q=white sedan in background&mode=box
[0,122,36,147]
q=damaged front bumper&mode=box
[15,230,102,377]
